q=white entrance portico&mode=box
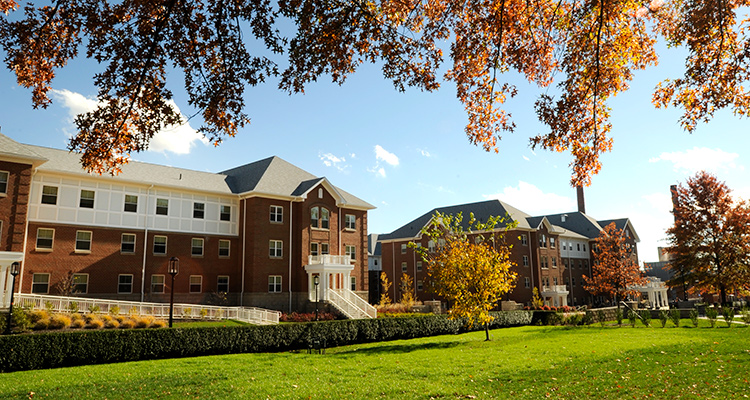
[0,252,24,309]
[541,285,569,307]
[634,277,670,309]
[304,255,376,319]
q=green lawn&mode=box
[1,321,748,399]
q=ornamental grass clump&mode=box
[48,314,72,330]
[741,308,750,324]
[639,310,651,327]
[85,316,104,329]
[597,310,607,327]
[670,309,681,327]
[616,308,624,326]
[32,318,50,330]
[658,310,669,328]
[119,318,135,329]
[28,310,49,324]
[627,309,638,327]
[721,306,734,328]
[706,307,718,328]
[689,308,700,327]
[135,315,155,328]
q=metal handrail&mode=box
[14,293,280,325]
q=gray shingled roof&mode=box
[541,212,605,239]
[1,133,374,208]
[381,199,532,241]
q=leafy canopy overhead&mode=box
[2,1,748,184]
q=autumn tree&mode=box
[584,222,644,308]
[399,273,414,306]
[665,171,750,305]
[414,211,517,341]
[2,1,750,184]
[379,272,392,306]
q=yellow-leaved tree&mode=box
[414,211,517,341]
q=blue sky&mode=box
[1,42,749,264]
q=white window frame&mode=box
[311,207,319,228]
[79,189,95,208]
[417,280,424,291]
[524,277,531,288]
[521,234,528,246]
[41,185,58,205]
[156,198,169,215]
[350,276,356,291]
[268,275,282,293]
[72,273,89,294]
[270,205,283,223]
[401,262,407,272]
[118,274,133,294]
[0,170,7,195]
[218,239,230,257]
[153,235,167,255]
[217,275,230,293]
[151,274,165,294]
[121,233,136,254]
[189,275,203,293]
[32,273,50,294]
[523,255,529,267]
[193,202,205,219]
[417,261,422,272]
[36,228,54,251]
[191,238,204,257]
[320,242,329,255]
[75,230,92,253]
[345,214,356,230]
[401,243,407,254]
[345,245,356,260]
[220,205,231,221]
[124,194,138,213]
[269,240,283,258]
[320,207,330,229]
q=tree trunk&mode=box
[484,322,490,341]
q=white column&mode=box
[0,264,9,308]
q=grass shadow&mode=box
[334,340,465,356]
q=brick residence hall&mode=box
[0,132,374,314]
[376,195,640,308]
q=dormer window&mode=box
[318,188,323,198]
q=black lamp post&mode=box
[5,262,20,335]
[313,275,320,321]
[168,257,179,328]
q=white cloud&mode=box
[649,147,741,173]
[418,148,432,157]
[51,89,207,155]
[522,155,530,161]
[483,181,575,214]
[375,145,399,166]
[642,192,673,212]
[319,153,349,172]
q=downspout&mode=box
[18,167,39,293]
[288,200,293,313]
[338,206,342,255]
[140,184,154,302]
[391,242,396,301]
[528,232,535,300]
[240,198,247,306]
[567,241,573,305]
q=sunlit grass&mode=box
[1,321,747,399]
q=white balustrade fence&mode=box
[14,293,280,325]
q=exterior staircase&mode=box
[324,288,377,319]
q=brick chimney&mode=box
[576,186,586,214]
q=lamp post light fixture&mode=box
[168,257,179,328]
[5,262,21,335]
[313,275,320,321]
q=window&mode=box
[41,185,58,205]
[32,273,49,294]
[539,234,547,248]
[523,255,529,267]
[36,228,54,250]
[345,214,356,230]
[583,260,588,269]
[583,244,587,251]
[524,277,530,288]
[577,243,581,251]
[72,274,88,294]
[401,243,407,254]
[401,262,407,272]
[318,188,324,198]
[151,275,165,294]
[270,240,283,258]
[219,240,230,257]
[552,257,557,268]
[121,233,136,253]
[321,208,330,229]
[310,242,319,256]
[193,202,205,219]
[350,276,356,291]
[417,280,424,291]
[217,276,229,293]
[270,205,283,223]
[521,234,528,246]
[0,171,7,194]
[311,206,320,227]
[417,261,423,272]
[550,237,556,248]
[79,189,95,208]
[189,275,202,293]
[572,277,576,287]
[541,256,548,269]
[268,275,282,293]
[75,231,92,252]
[220,205,231,221]
[321,243,329,255]
[553,277,558,285]
[124,194,138,212]
[565,276,570,286]
[153,235,167,254]
[118,275,133,294]
[428,240,435,252]
[345,245,356,260]
[156,198,169,215]
[191,238,204,256]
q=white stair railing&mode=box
[14,293,280,325]
[326,289,376,319]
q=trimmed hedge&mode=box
[0,311,531,372]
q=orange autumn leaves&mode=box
[584,222,644,303]
[2,1,750,184]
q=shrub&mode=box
[658,310,669,328]
[70,313,83,322]
[741,308,750,324]
[12,306,31,332]
[721,307,734,328]
[44,301,55,313]
[615,308,624,326]
[32,319,50,331]
[0,315,5,333]
[182,308,192,318]
[596,310,606,327]
[199,309,208,319]
[88,305,101,314]
[689,308,699,327]
[627,309,637,327]
[639,310,651,327]
[49,314,72,330]
[281,312,337,322]
[119,319,135,329]
[86,317,104,329]
[104,318,120,329]
[67,302,79,313]
[547,312,563,326]
[669,309,681,327]
[151,319,167,328]
[582,310,595,326]
[565,313,582,326]
[109,306,120,316]
[135,316,155,329]
[706,307,718,328]
[70,318,85,329]
[28,310,49,324]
